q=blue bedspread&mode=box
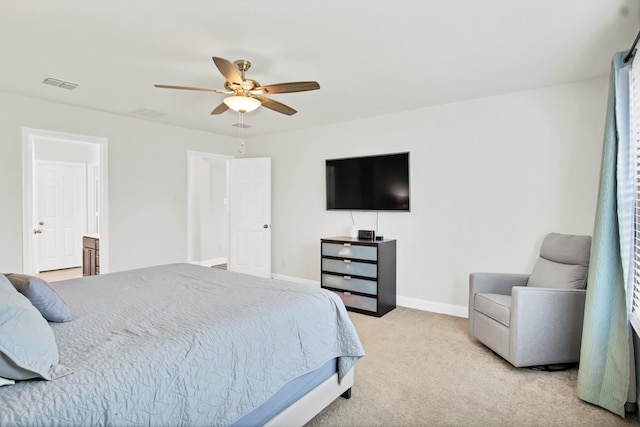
[0,263,364,426]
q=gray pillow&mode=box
[538,233,591,267]
[527,233,592,289]
[5,274,72,322]
[0,274,60,380]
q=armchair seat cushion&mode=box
[474,293,511,327]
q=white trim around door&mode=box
[22,128,109,275]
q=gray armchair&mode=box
[468,233,591,368]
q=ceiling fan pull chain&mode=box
[238,111,245,155]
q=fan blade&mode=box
[255,96,297,115]
[255,81,320,94]
[212,57,243,86]
[210,103,229,115]
[249,87,269,95]
[154,84,230,94]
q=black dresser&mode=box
[320,236,396,317]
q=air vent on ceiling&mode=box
[42,77,78,90]
[58,81,78,90]
[232,122,252,129]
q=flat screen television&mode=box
[326,152,410,211]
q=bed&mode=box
[0,263,365,426]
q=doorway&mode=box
[22,128,109,276]
[187,151,232,267]
[187,153,272,278]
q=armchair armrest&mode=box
[469,273,530,295]
[468,272,529,335]
[509,287,586,367]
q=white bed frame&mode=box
[265,368,354,426]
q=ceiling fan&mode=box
[155,57,320,116]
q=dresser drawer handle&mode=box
[343,259,351,263]
[344,292,351,296]
[343,275,351,280]
[343,243,351,247]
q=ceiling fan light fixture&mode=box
[223,95,261,113]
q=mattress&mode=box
[0,263,365,426]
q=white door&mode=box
[35,162,85,272]
[228,157,271,278]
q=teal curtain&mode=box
[577,52,632,417]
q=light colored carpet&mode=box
[305,306,638,426]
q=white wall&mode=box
[34,138,99,163]
[208,158,228,259]
[245,78,608,314]
[188,155,228,264]
[0,91,237,273]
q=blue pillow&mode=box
[4,274,73,322]
[0,274,60,380]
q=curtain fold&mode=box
[615,53,634,316]
[576,52,632,417]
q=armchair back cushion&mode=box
[527,233,591,289]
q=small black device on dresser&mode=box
[357,229,375,240]
[320,236,396,317]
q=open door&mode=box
[228,157,271,278]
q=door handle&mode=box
[263,224,270,229]
[34,229,42,234]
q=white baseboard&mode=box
[271,274,468,318]
[396,295,468,318]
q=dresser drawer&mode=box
[322,258,377,279]
[322,273,377,295]
[332,291,377,313]
[321,242,377,261]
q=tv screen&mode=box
[326,152,410,211]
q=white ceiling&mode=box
[0,1,638,138]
